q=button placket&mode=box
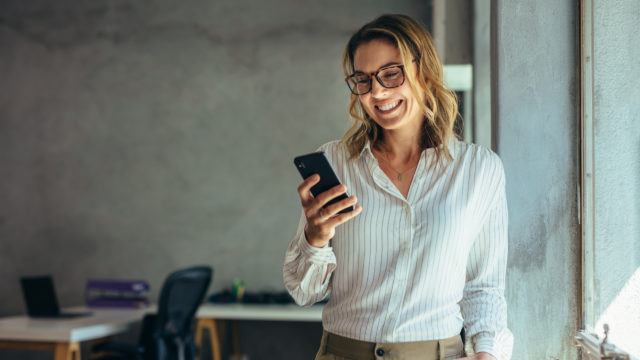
[382,201,415,339]
[367,154,405,200]
[402,203,414,254]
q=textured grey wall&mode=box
[592,0,640,355]
[495,1,579,359]
[472,0,491,149]
[0,1,431,359]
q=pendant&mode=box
[397,173,403,181]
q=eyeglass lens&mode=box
[348,66,404,95]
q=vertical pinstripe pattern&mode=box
[283,138,513,359]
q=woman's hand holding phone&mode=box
[297,174,363,248]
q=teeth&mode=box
[378,100,400,111]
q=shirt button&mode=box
[376,348,385,356]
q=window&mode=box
[577,0,639,358]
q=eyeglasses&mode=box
[345,64,406,95]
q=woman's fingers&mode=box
[306,184,347,215]
[320,195,358,220]
[325,204,363,227]
[298,176,360,244]
[297,174,320,206]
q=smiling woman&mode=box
[342,15,459,169]
[283,14,512,360]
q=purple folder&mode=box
[85,279,150,308]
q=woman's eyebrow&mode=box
[354,61,402,73]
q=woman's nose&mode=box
[370,78,388,98]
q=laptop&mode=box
[20,276,92,318]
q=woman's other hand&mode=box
[297,174,362,248]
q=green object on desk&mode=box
[231,278,245,302]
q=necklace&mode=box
[376,148,419,181]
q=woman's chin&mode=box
[373,115,408,131]
[370,104,419,131]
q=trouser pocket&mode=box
[439,335,464,359]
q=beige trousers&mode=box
[314,330,465,360]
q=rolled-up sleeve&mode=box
[460,157,513,360]
[282,209,337,307]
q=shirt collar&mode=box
[359,136,457,159]
[360,140,374,159]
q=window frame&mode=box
[576,0,633,358]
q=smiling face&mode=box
[353,39,424,134]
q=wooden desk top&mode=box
[196,303,323,322]
[0,303,322,342]
[0,307,148,342]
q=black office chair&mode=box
[92,266,213,360]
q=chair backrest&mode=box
[150,266,212,360]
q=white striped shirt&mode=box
[283,137,513,359]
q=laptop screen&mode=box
[20,276,61,317]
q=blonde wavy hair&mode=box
[341,14,460,165]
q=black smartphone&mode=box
[294,151,354,214]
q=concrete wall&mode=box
[432,0,472,64]
[0,1,432,359]
[495,1,579,359]
[473,0,492,149]
[592,0,640,356]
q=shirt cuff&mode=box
[473,332,498,359]
[298,232,336,264]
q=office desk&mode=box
[0,307,148,360]
[195,303,323,360]
[0,304,323,360]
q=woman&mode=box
[283,14,513,360]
